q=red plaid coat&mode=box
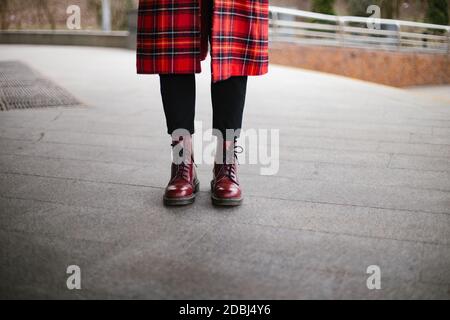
[137,0,269,82]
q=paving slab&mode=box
[0,45,449,299]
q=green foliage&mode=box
[426,0,449,25]
[347,0,382,17]
[311,0,336,15]
[347,0,405,19]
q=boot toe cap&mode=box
[214,183,242,199]
[165,183,194,198]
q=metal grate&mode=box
[0,61,82,111]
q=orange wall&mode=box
[269,42,450,87]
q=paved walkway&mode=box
[0,45,449,299]
[406,85,450,104]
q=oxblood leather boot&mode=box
[163,139,199,206]
[211,140,243,206]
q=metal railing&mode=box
[269,6,450,54]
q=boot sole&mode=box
[211,195,243,206]
[163,180,200,206]
[210,181,243,207]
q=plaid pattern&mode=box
[137,0,269,82]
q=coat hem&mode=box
[136,68,269,83]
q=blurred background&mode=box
[0,0,137,31]
[0,0,449,86]
[0,0,448,31]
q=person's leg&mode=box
[159,74,199,206]
[211,76,248,137]
[160,74,196,136]
[210,76,248,206]
[211,76,248,161]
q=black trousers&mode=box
[160,75,248,139]
[159,0,248,140]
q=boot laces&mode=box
[220,140,243,184]
[171,141,192,182]
[175,161,190,181]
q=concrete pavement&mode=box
[0,45,449,299]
